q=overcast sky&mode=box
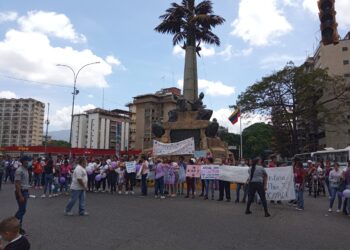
[1,0,349,133]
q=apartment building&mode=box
[71,108,130,151]
[302,32,350,150]
[0,98,45,146]
[127,87,180,150]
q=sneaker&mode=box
[118,191,122,195]
[48,194,52,198]
[125,191,129,195]
[217,198,223,201]
[245,211,252,215]
[64,211,74,216]
[336,209,341,213]
[155,195,158,199]
[296,207,304,211]
[265,213,271,217]
[204,195,208,200]
[160,196,165,199]
[131,191,135,195]
[328,208,332,212]
[41,194,46,198]
[185,195,189,198]
[79,212,89,216]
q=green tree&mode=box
[242,123,273,159]
[46,140,70,148]
[237,62,350,156]
[155,0,225,103]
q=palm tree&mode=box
[155,0,225,103]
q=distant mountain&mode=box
[48,130,70,142]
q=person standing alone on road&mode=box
[14,156,31,235]
[64,157,89,216]
[245,157,270,217]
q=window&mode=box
[343,47,348,51]
[344,60,350,65]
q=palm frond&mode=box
[195,1,213,15]
[173,32,187,45]
[197,30,220,45]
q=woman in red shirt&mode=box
[295,161,306,210]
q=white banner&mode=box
[201,165,220,180]
[218,166,250,183]
[125,161,136,173]
[153,138,195,156]
[265,166,296,201]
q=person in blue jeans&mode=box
[14,156,31,235]
[294,161,306,210]
[65,157,89,216]
[41,159,54,198]
[328,163,342,212]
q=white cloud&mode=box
[18,11,86,43]
[218,45,253,60]
[303,0,350,30]
[173,44,216,58]
[0,90,17,99]
[106,55,121,66]
[177,79,235,97]
[212,108,269,134]
[173,45,185,57]
[50,104,95,130]
[200,45,216,57]
[0,11,18,23]
[0,11,122,88]
[231,0,293,46]
[87,94,94,98]
[260,54,305,69]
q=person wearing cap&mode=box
[14,155,31,235]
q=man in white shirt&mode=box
[64,157,88,216]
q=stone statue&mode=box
[152,122,165,138]
[205,118,219,138]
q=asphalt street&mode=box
[0,183,349,250]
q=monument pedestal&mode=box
[160,110,229,159]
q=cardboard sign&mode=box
[265,166,296,201]
[201,165,220,180]
[125,161,136,173]
[186,165,201,178]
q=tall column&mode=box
[183,46,198,103]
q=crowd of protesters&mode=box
[1,152,350,248]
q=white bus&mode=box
[311,147,350,170]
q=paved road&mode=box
[0,183,349,250]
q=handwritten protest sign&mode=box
[125,161,136,173]
[186,165,201,178]
[218,166,249,183]
[265,166,295,201]
[153,138,195,156]
[201,165,220,180]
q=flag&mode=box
[228,108,240,125]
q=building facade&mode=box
[127,87,180,150]
[0,98,45,147]
[302,32,350,150]
[71,108,130,152]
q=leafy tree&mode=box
[237,62,350,156]
[155,0,225,102]
[45,140,71,148]
[242,123,273,159]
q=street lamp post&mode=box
[56,62,100,148]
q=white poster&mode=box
[201,165,220,180]
[125,161,136,173]
[153,138,195,156]
[265,166,296,201]
[218,166,250,183]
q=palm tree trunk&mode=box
[183,0,198,103]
